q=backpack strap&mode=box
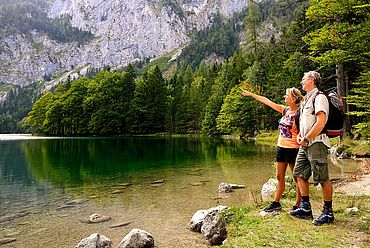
[311,91,327,134]
[311,91,324,115]
[283,107,288,116]
[294,110,300,131]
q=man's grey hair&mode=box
[304,71,322,87]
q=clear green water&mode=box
[0,135,360,247]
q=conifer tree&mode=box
[130,66,167,133]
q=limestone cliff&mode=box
[0,0,258,86]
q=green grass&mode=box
[334,138,370,157]
[255,130,279,145]
[220,189,370,248]
[137,56,175,75]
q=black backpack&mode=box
[313,88,345,138]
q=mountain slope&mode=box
[0,0,255,86]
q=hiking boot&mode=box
[263,201,282,212]
[312,207,334,225]
[289,201,313,219]
[291,205,298,211]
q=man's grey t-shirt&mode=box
[300,88,330,148]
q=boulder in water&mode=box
[118,229,154,248]
[75,233,112,248]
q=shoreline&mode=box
[334,158,370,196]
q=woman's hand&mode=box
[240,87,253,97]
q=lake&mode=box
[0,135,360,247]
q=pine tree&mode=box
[303,0,370,135]
[347,70,370,139]
[130,66,168,133]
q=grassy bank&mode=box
[221,188,370,247]
[218,132,370,247]
[254,130,278,145]
[334,137,370,157]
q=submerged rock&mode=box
[151,180,164,184]
[218,182,232,192]
[65,199,87,205]
[80,213,112,224]
[89,213,111,223]
[218,182,245,192]
[112,190,124,194]
[191,182,206,186]
[109,221,132,228]
[0,238,17,245]
[57,199,87,210]
[118,183,133,186]
[56,205,77,210]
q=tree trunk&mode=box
[336,63,351,137]
[336,64,345,96]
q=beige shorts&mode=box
[293,142,329,185]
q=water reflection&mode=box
[0,137,269,213]
[17,137,259,185]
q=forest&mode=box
[2,0,370,139]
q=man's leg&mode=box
[309,143,334,225]
[290,148,313,219]
[297,177,309,196]
[321,179,333,201]
[313,179,334,225]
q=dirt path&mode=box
[335,158,370,196]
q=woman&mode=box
[241,87,303,212]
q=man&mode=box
[289,71,334,225]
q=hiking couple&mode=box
[241,71,334,225]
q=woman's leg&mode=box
[274,162,288,202]
[289,162,301,207]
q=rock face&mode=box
[118,229,154,248]
[201,208,228,245]
[0,0,261,86]
[75,233,113,248]
[189,205,229,245]
[188,209,208,232]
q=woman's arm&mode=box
[240,87,285,113]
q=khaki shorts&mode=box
[293,142,329,185]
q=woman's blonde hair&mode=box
[286,87,303,106]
